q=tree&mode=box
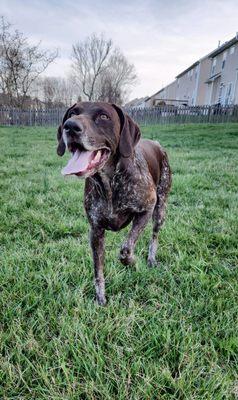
[71,33,137,104]
[98,48,137,104]
[40,76,77,107]
[72,33,112,101]
[0,16,58,108]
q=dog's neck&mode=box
[91,155,127,201]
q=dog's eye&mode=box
[100,114,109,120]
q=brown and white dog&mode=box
[57,102,172,305]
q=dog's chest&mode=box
[85,197,132,231]
[84,168,156,231]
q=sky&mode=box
[1,0,238,101]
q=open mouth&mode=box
[61,143,110,177]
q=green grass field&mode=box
[0,123,238,399]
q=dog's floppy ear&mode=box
[57,103,77,156]
[57,125,66,156]
[112,104,141,162]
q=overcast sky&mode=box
[1,0,238,100]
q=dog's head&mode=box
[57,102,141,177]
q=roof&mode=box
[176,61,199,79]
[175,35,238,78]
[176,35,238,78]
[154,98,188,103]
[124,96,149,107]
[209,35,238,58]
[145,81,177,102]
[145,34,238,103]
[145,88,164,102]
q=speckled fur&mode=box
[84,144,171,303]
[57,102,172,305]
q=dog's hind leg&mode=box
[148,154,172,267]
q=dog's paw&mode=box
[96,295,107,306]
[119,246,136,266]
[147,258,159,268]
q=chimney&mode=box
[218,40,221,47]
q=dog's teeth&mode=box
[94,150,101,162]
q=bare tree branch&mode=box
[36,75,78,107]
[71,33,136,104]
[0,16,58,108]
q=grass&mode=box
[0,123,238,399]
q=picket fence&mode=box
[0,104,238,126]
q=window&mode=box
[211,58,216,75]
[225,83,232,105]
[195,66,198,80]
[230,46,235,55]
[223,51,227,60]
[222,59,226,69]
[218,83,223,103]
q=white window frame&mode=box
[225,82,233,105]
[211,58,217,75]
[218,83,224,103]
[222,84,226,105]
[223,51,227,60]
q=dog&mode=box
[57,102,172,305]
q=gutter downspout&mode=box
[233,68,238,104]
[209,81,214,105]
[194,62,201,105]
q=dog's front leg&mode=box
[90,226,106,305]
[119,210,153,266]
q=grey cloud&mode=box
[1,0,238,98]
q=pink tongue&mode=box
[61,149,94,176]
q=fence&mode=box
[125,104,238,125]
[0,107,65,127]
[1,104,238,126]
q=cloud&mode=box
[1,0,238,99]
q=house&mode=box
[145,60,208,107]
[124,96,149,109]
[146,34,238,107]
[145,81,179,107]
[205,36,238,105]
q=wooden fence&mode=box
[125,105,238,125]
[1,104,238,126]
[0,107,65,127]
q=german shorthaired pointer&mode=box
[57,102,172,305]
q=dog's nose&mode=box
[64,119,82,134]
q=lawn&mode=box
[0,123,238,399]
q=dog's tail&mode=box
[157,151,172,199]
